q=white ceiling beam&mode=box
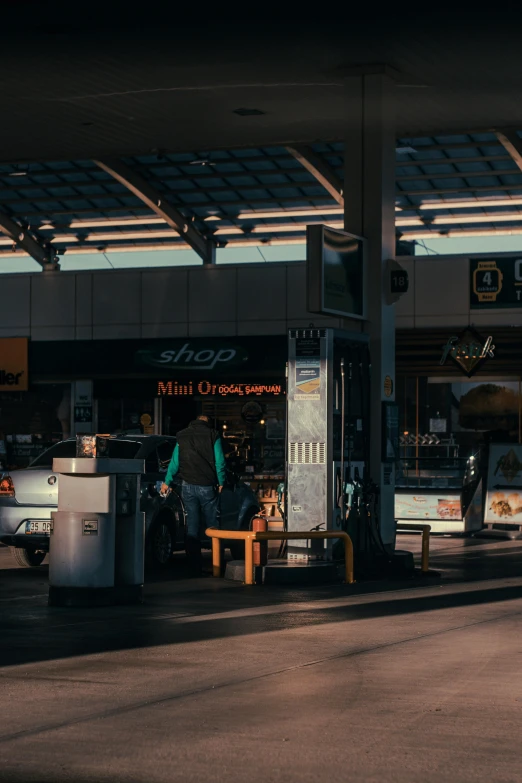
[0,210,59,269]
[94,158,216,264]
[495,130,522,173]
[285,144,344,205]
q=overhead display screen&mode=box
[307,225,365,319]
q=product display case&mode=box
[395,438,483,533]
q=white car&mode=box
[0,435,259,568]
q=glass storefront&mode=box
[158,386,286,473]
[0,384,71,469]
[395,375,522,529]
[397,376,522,454]
[159,386,286,516]
[97,396,156,435]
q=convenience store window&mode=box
[397,376,522,454]
[97,397,155,435]
[200,396,286,475]
[0,384,71,468]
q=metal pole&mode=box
[416,377,419,477]
[518,378,522,443]
[421,526,430,573]
[340,358,346,525]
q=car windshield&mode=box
[30,439,141,468]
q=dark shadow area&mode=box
[3,536,522,673]
[2,579,522,671]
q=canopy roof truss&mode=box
[1,130,522,263]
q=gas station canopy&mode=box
[1,134,522,262]
[3,12,522,264]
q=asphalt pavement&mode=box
[1,535,522,783]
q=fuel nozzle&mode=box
[344,476,355,514]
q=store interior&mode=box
[395,375,522,532]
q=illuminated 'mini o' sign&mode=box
[157,380,283,397]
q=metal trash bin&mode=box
[48,457,145,607]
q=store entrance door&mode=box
[160,396,198,436]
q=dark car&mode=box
[0,435,259,568]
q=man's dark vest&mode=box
[176,419,219,486]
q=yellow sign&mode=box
[384,376,393,398]
[473,260,503,303]
[140,413,152,426]
[0,338,28,391]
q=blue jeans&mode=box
[181,482,220,540]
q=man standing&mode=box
[161,415,226,573]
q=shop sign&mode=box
[137,342,248,371]
[470,257,522,309]
[440,328,495,377]
[157,380,283,397]
[0,338,28,392]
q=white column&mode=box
[343,74,396,546]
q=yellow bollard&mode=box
[344,534,354,584]
[205,528,356,586]
[244,533,254,585]
[212,536,221,578]
[396,523,431,574]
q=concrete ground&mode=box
[1,534,522,783]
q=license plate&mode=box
[25,521,52,535]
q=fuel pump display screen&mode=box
[294,337,321,400]
[307,225,365,319]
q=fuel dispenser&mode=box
[286,327,396,575]
[48,454,145,606]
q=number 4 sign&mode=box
[470,257,522,309]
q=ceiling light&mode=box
[238,207,343,220]
[8,170,27,177]
[233,108,265,116]
[236,206,403,220]
[0,236,307,257]
[402,227,522,240]
[188,159,216,167]
[418,197,522,210]
[203,215,221,221]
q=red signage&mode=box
[157,380,283,397]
